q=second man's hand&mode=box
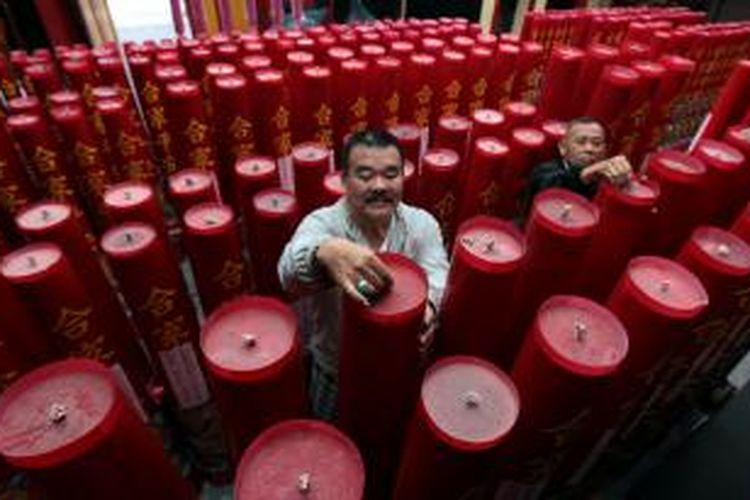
[580,155,633,187]
[315,237,393,306]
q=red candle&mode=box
[48,90,83,108]
[248,188,298,296]
[338,253,427,497]
[433,115,471,161]
[165,80,218,172]
[359,43,386,63]
[15,201,154,404]
[420,148,461,244]
[240,54,272,77]
[325,46,355,71]
[24,63,62,102]
[509,189,600,363]
[698,60,750,141]
[434,49,466,123]
[95,56,129,95]
[499,296,628,494]
[333,58,369,147]
[438,217,525,366]
[402,53,436,129]
[470,109,507,143]
[234,156,280,225]
[542,46,584,112]
[323,171,344,205]
[183,203,248,314]
[389,40,415,65]
[8,95,43,115]
[393,356,520,500]
[0,271,54,365]
[235,420,364,500]
[96,98,159,183]
[420,37,446,56]
[201,296,306,460]
[212,74,256,194]
[299,66,334,148]
[691,139,748,225]
[101,222,210,410]
[286,51,314,83]
[372,56,401,129]
[487,43,520,110]
[291,142,332,216]
[168,168,218,219]
[0,359,194,500]
[585,65,640,135]
[186,46,212,80]
[216,43,241,65]
[616,60,666,159]
[457,137,509,222]
[539,120,566,163]
[497,127,546,218]
[570,43,620,117]
[251,69,293,158]
[0,120,36,217]
[388,123,422,168]
[502,101,538,130]
[578,177,660,301]
[103,181,169,243]
[511,42,544,104]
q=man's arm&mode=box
[277,210,337,296]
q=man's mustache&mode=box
[365,191,393,204]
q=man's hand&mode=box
[580,155,633,187]
[315,238,393,306]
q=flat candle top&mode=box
[505,102,537,117]
[324,172,344,195]
[391,41,415,52]
[552,45,584,60]
[388,123,421,141]
[476,137,509,156]
[605,65,640,84]
[651,150,706,176]
[0,360,117,468]
[287,51,314,65]
[404,160,415,179]
[327,47,354,60]
[375,56,400,70]
[9,96,41,112]
[512,127,546,146]
[627,256,709,317]
[537,296,628,376]
[16,202,71,231]
[215,74,246,90]
[498,44,520,55]
[2,243,61,280]
[7,113,40,128]
[422,357,519,449]
[727,127,750,145]
[632,60,666,79]
[154,65,187,81]
[342,58,367,72]
[472,109,504,125]
[206,62,237,76]
[694,140,745,170]
[170,170,212,194]
[691,226,750,273]
[49,91,82,107]
[459,224,524,265]
[92,86,120,101]
[25,63,54,76]
[542,120,567,139]
[166,80,200,97]
[236,157,277,177]
[255,69,283,84]
[367,253,427,316]
[202,296,297,378]
[439,116,471,132]
[442,49,466,62]
[50,105,83,122]
[292,143,330,164]
[609,177,659,204]
[410,53,436,66]
[94,99,125,114]
[302,66,331,80]
[101,223,156,254]
[360,44,386,56]
[242,56,272,70]
[423,149,459,170]
[104,183,152,207]
[254,190,297,215]
[185,204,233,231]
[422,38,445,50]
[535,189,598,230]
[589,43,619,58]
[236,421,364,500]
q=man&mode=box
[520,117,633,219]
[278,130,449,420]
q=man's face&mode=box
[558,122,607,168]
[343,144,403,224]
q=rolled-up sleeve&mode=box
[412,213,449,308]
[278,210,337,295]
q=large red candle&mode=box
[438,217,525,367]
[420,148,461,244]
[388,123,422,168]
[333,58,370,146]
[502,101,538,130]
[393,356,520,500]
[103,181,169,243]
[24,62,62,102]
[434,49,466,124]
[578,177,660,301]
[201,296,306,461]
[291,142,331,217]
[168,168,218,219]
[420,37,445,57]
[617,60,666,159]
[101,222,211,410]
[248,189,299,296]
[691,139,748,225]
[511,42,544,104]
[240,54,272,77]
[235,420,364,500]
[183,203,248,314]
[498,296,628,495]
[433,115,471,162]
[298,66,334,148]
[585,65,640,136]
[338,253,427,497]
[540,46,585,121]
[0,359,194,500]
[402,53,436,129]
[457,137,509,222]
[48,90,82,108]
[497,127,546,218]
[0,120,36,217]
[165,80,217,172]
[372,56,401,128]
[539,120,567,163]
[211,74,256,195]
[234,156,280,226]
[95,98,159,183]
[8,95,43,115]
[509,189,600,365]
[470,108,507,143]
[570,43,619,117]
[697,60,750,141]
[486,43,519,111]
[465,45,493,115]
[252,69,293,158]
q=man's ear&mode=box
[557,141,567,158]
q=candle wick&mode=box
[271,197,279,208]
[241,333,257,348]
[659,280,671,293]
[484,239,495,254]
[124,232,134,244]
[48,403,67,424]
[251,163,260,172]
[185,177,195,187]
[717,244,731,258]
[560,203,573,220]
[27,256,37,268]
[463,390,481,409]
[41,209,51,220]
[123,191,133,201]
[297,472,311,494]
[204,218,216,226]
[573,321,587,342]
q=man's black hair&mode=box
[565,116,609,142]
[341,129,404,175]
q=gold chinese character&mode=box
[473,78,488,99]
[33,147,58,174]
[272,106,290,131]
[479,182,500,213]
[53,307,92,341]
[233,142,255,157]
[74,142,99,167]
[434,193,456,228]
[385,93,399,117]
[314,128,333,148]
[189,146,215,170]
[157,131,171,152]
[229,116,253,141]
[85,170,108,199]
[118,133,144,158]
[2,79,16,98]
[92,114,107,137]
[152,314,190,351]
[441,102,459,117]
[0,184,25,213]
[214,260,245,291]
[185,119,209,145]
[140,288,177,318]
[47,175,74,201]
[414,107,430,127]
[416,85,433,105]
[148,106,167,131]
[444,80,462,100]
[314,104,332,127]
[143,81,160,105]
[350,97,368,120]
[276,132,292,155]
[77,334,115,362]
